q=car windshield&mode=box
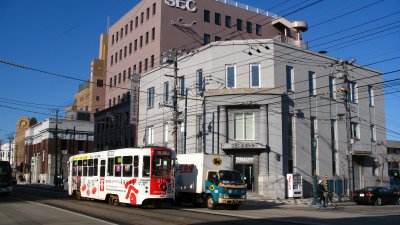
[218,170,245,185]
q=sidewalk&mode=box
[247,196,355,207]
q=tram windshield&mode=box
[152,150,171,178]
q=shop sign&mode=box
[165,0,197,12]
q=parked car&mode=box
[353,187,400,206]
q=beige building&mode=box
[65,34,108,121]
[15,117,37,173]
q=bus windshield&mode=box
[219,170,245,185]
[0,161,12,187]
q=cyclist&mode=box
[317,180,327,207]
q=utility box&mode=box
[287,173,303,198]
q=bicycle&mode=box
[316,192,337,209]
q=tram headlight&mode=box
[160,184,166,190]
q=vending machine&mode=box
[287,173,303,198]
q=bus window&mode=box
[115,156,122,177]
[107,158,114,176]
[123,156,133,177]
[78,160,83,176]
[94,159,98,176]
[88,159,94,176]
[83,160,88,177]
[143,156,150,177]
[133,156,139,177]
[100,160,106,177]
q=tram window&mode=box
[83,166,88,177]
[134,156,139,177]
[123,156,133,177]
[115,156,122,177]
[107,158,114,176]
[83,160,88,166]
[94,159,99,176]
[143,156,150,177]
[72,161,78,176]
[100,160,106,177]
[78,160,82,176]
[88,159,94,176]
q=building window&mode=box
[234,113,255,140]
[141,12,144,24]
[135,16,138,27]
[151,55,154,68]
[215,13,221,25]
[204,33,210,45]
[115,52,118,63]
[128,68,132,79]
[139,61,142,74]
[124,46,127,58]
[119,49,122,60]
[97,79,103,87]
[286,66,294,92]
[116,31,119,42]
[123,70,126,82]
[368,86,374,107]
[331,119,338,175]
[152,3,156,15]
[109,99,111,108]
[145,32,149,44]
[226,65,236,88]
[329,76,336,99]
[111,55,114,66]
[246,21,252,33]
[351,122,360,140]
[112,35,115,45]
[370,125,376,142]
[152,27,155,40]
[120,28,123,39]
[204,10,210,23]
[125,24,128,35]
[147,87,155,108]
[146,7,150,19]
[180,76,185,97]
[145,58,148,71]
[309,71,316,96]
[225,15,231,28]
[164,81,169,103]
[163,123,169,145]
[215,36,221,42]
[256,24,262,36]
[114,75,116,86]
[140,36,143,48]
[250,64,261,87]
[134,39,137,51]
[348,81,358,103]
[109,77,113,88]
[146,126,154,145]
[197,69,203,95]
[130,20,133,31]
[237,19,242,31]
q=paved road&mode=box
[1,184,399,225]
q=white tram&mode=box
[67,147,175,206]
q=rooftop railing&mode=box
[215,0,278,19]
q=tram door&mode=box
[234,164,254,191]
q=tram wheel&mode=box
[109,195,119,206]
[74,191,82,200]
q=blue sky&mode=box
[0,0,399,142]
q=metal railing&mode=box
[273,35,308,50]
[215,0,278,19]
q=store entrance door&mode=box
[234,164,254,191]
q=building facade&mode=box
[65,34,108,121]
[24,119,94,184]
[105,0,307,110]
[137,40,387,199]
[15,117,37,173]
[387,140,400,169]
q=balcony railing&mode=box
[273,35,308,50]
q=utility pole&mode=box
[7,133,14,165]
[51,109,59,187]
[335,60,354,201]
[162,50,181,152]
